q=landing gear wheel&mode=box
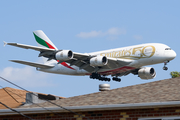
[112,77,121,82]
[163,61,169,71]
[163,67,168,71]
[90,73,111,82]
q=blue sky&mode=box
[0,1,180,97]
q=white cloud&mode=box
[76,31,103,38]
[0,66,55,88]
[106,27,126,35]
[76,27,126,39]
[133,35,143,40]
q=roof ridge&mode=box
[4,87,26,91]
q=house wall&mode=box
[1,106,180,120]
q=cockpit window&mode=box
[165,48,171,50]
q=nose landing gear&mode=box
[163,61,169,71]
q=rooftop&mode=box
[21,77,180,109]
[0,87,27,109]
[0,87,65,109]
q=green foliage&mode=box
[170,71,180,78]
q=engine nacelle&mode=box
[138,67,156,80]
[90,56,108,66]
[55,50,73,61]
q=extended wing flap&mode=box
[6,43,55,52]
[10,60,54,69]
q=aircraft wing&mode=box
[5,42,55,52]
[65,54,133,73]
[105,57,133,69]
[10,60,54,69]
[6,42,133,73]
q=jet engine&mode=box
[138,67,156,80]
[55,50,73,61]
[90,56,108,66]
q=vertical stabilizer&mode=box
[33,30,57,63]
[33,30,58,50]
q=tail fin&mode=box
[33,30,57,63]
[33,30,58,50]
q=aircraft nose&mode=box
[165,50,176,60]
[172,50,177,59]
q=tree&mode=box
[170,71,180,78]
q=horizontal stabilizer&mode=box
[9,60,54,69]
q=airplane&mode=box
[4,30,176,82]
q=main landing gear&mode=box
[90,73,110,82]
[163,61,169,71]
[90,73,121,82]
[112,77,121,82]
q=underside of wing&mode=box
[65,53,133,73]
[10,60,54,69]
[103,57,133,69]
[65,52,95,72]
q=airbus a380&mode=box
[4,30,176,82]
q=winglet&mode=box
[3,41,7,47]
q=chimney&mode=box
[25,92,60,105]
[99,84,110,91]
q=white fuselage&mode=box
[37,43,176,76]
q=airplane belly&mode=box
[58,65,87,75]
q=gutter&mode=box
[0,101,180,115]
